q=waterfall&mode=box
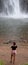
[0,0,28,18]
[0,0,19,16]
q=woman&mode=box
[10,42,17,64]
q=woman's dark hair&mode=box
[13,42,16,45]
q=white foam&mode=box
[0,0,28,18]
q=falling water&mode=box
[0,0,28,18]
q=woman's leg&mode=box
[10,54,13,63]
[13,53,15,64]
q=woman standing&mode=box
[10,42,17,64]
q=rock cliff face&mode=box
[19,0,28,13]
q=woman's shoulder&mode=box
[11,45,13,48]
[15,45,17,48]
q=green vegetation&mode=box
[21,64,28,65]
[0,60,5,65]
[24,64,28,65]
